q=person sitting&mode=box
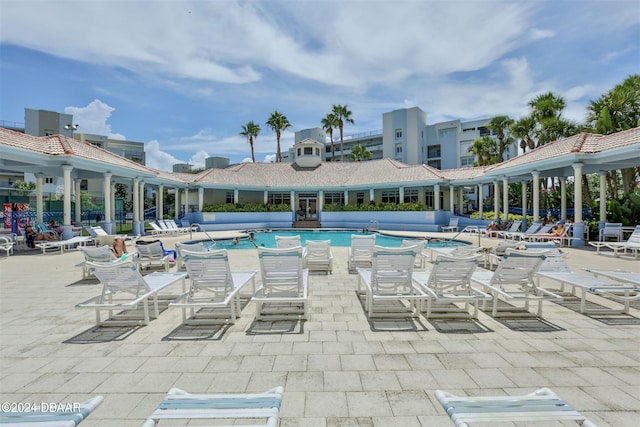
[48,219,62,235]
[112,237,127,258]
[484,220,502,237]
[24,225,55,249]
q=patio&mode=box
[0,231,638,426]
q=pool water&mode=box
[193,230,466,250]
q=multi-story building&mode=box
[294,107,517,169]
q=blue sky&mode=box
[1,0,638,171]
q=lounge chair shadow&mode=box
[66,277,100,287]
[163,322,232,341]
[64,324,141,343]
[246,319,305,335]
[354,291,428,332]
[553,296,640,326]
[428,317,493,334]
[480,300,564,331]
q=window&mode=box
[80,179,87,190]
[381,189,399,204]
[404,188,419,203]
[356,192,364,204]
[395,128,403,139]
[297,148,301,156]
[324,192,344,205]
[45,177,54,184]
[427,145,441,158]
[44,129,54,136]
[304,147,313,155]
[425,190,434,209]
[395,143,402,153]
[226,191,234,204]
[438,128,456,140]
[427,159,441,169]
[460,156,474,167]
[315,148,320,155]
[268,192,290,205]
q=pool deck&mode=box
[0,230,639,426]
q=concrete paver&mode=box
[0,230,638,426]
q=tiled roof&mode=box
[0,127,155,175]
[486,128,640,172]
[2,126,639,188]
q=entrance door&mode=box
[298,193,317,220]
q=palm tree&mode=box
[332,104,354,161]
[486,115,514,162]
[586,74,640,195]
[240,121,261,162]
[510,116,536,153]
[321,112,339,161]
[265,111,292,163]
[468,136,498,166]
[528,92,570,146]
[349,144,371,162]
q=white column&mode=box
[458,188,464,215]
[174,188,180,219]
[263,190,268,205]
[573,163,583,224]
[369,188,374,203]
[157,185,164,220]
[132,178,140,235]
[290,190,295,212]
[493,181,500,221]
[399,186,404,204]
[184,188,189,213]
[344,190,349,205]
[434,184,440,210]
[35,173,44,224]
[521,181,527,230]
[478,184,483,218]
[560,178,567,221]
[61,165,73,239]
[599,171,607,224]
[502,177,509,222]
[75,180,81,225]
[139,181,145,235]
[572,163,585,246]
[110,183,116,228]
[198,187,204,212]
[318,190,324,213]
[233,189,239,204]
[102,172,112,233]
[449,186,455,214]
[532,171,540,222]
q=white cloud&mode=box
[188,150,210,169]
[64,99,125,139]
[145,140,181,172]
[263,154,276,163]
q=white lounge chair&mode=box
[471,248,562,317]
[500,222,542,240]
[275,234,302,249]
[76,261,187,326]
[0,235,14,256]
[149,221,172,236]
[303,239,334,274]
[521,223,554,241]
[525,242,639,314]
[441,218,459,232]
[589,224,640,258]
[142,386,284,427]
[599,222,623,241]
[401,238,427,269]
[496,220,522,239]
[0,395,104,426]
[252,246,309,320]
[436,388,596,427]
[166,219,191,234]
[585,268,640,286]
[357,245,426,318]
[175,241,206,270]
[348,234,376,273]
[413,254,491,319]
[170,249,257,325]
[135,240,174,271]
[77,245,128,279]
[35,235,92,254]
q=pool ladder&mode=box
[365,220,379,232]
[189,223,216,245]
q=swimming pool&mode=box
[187,230,467,250]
